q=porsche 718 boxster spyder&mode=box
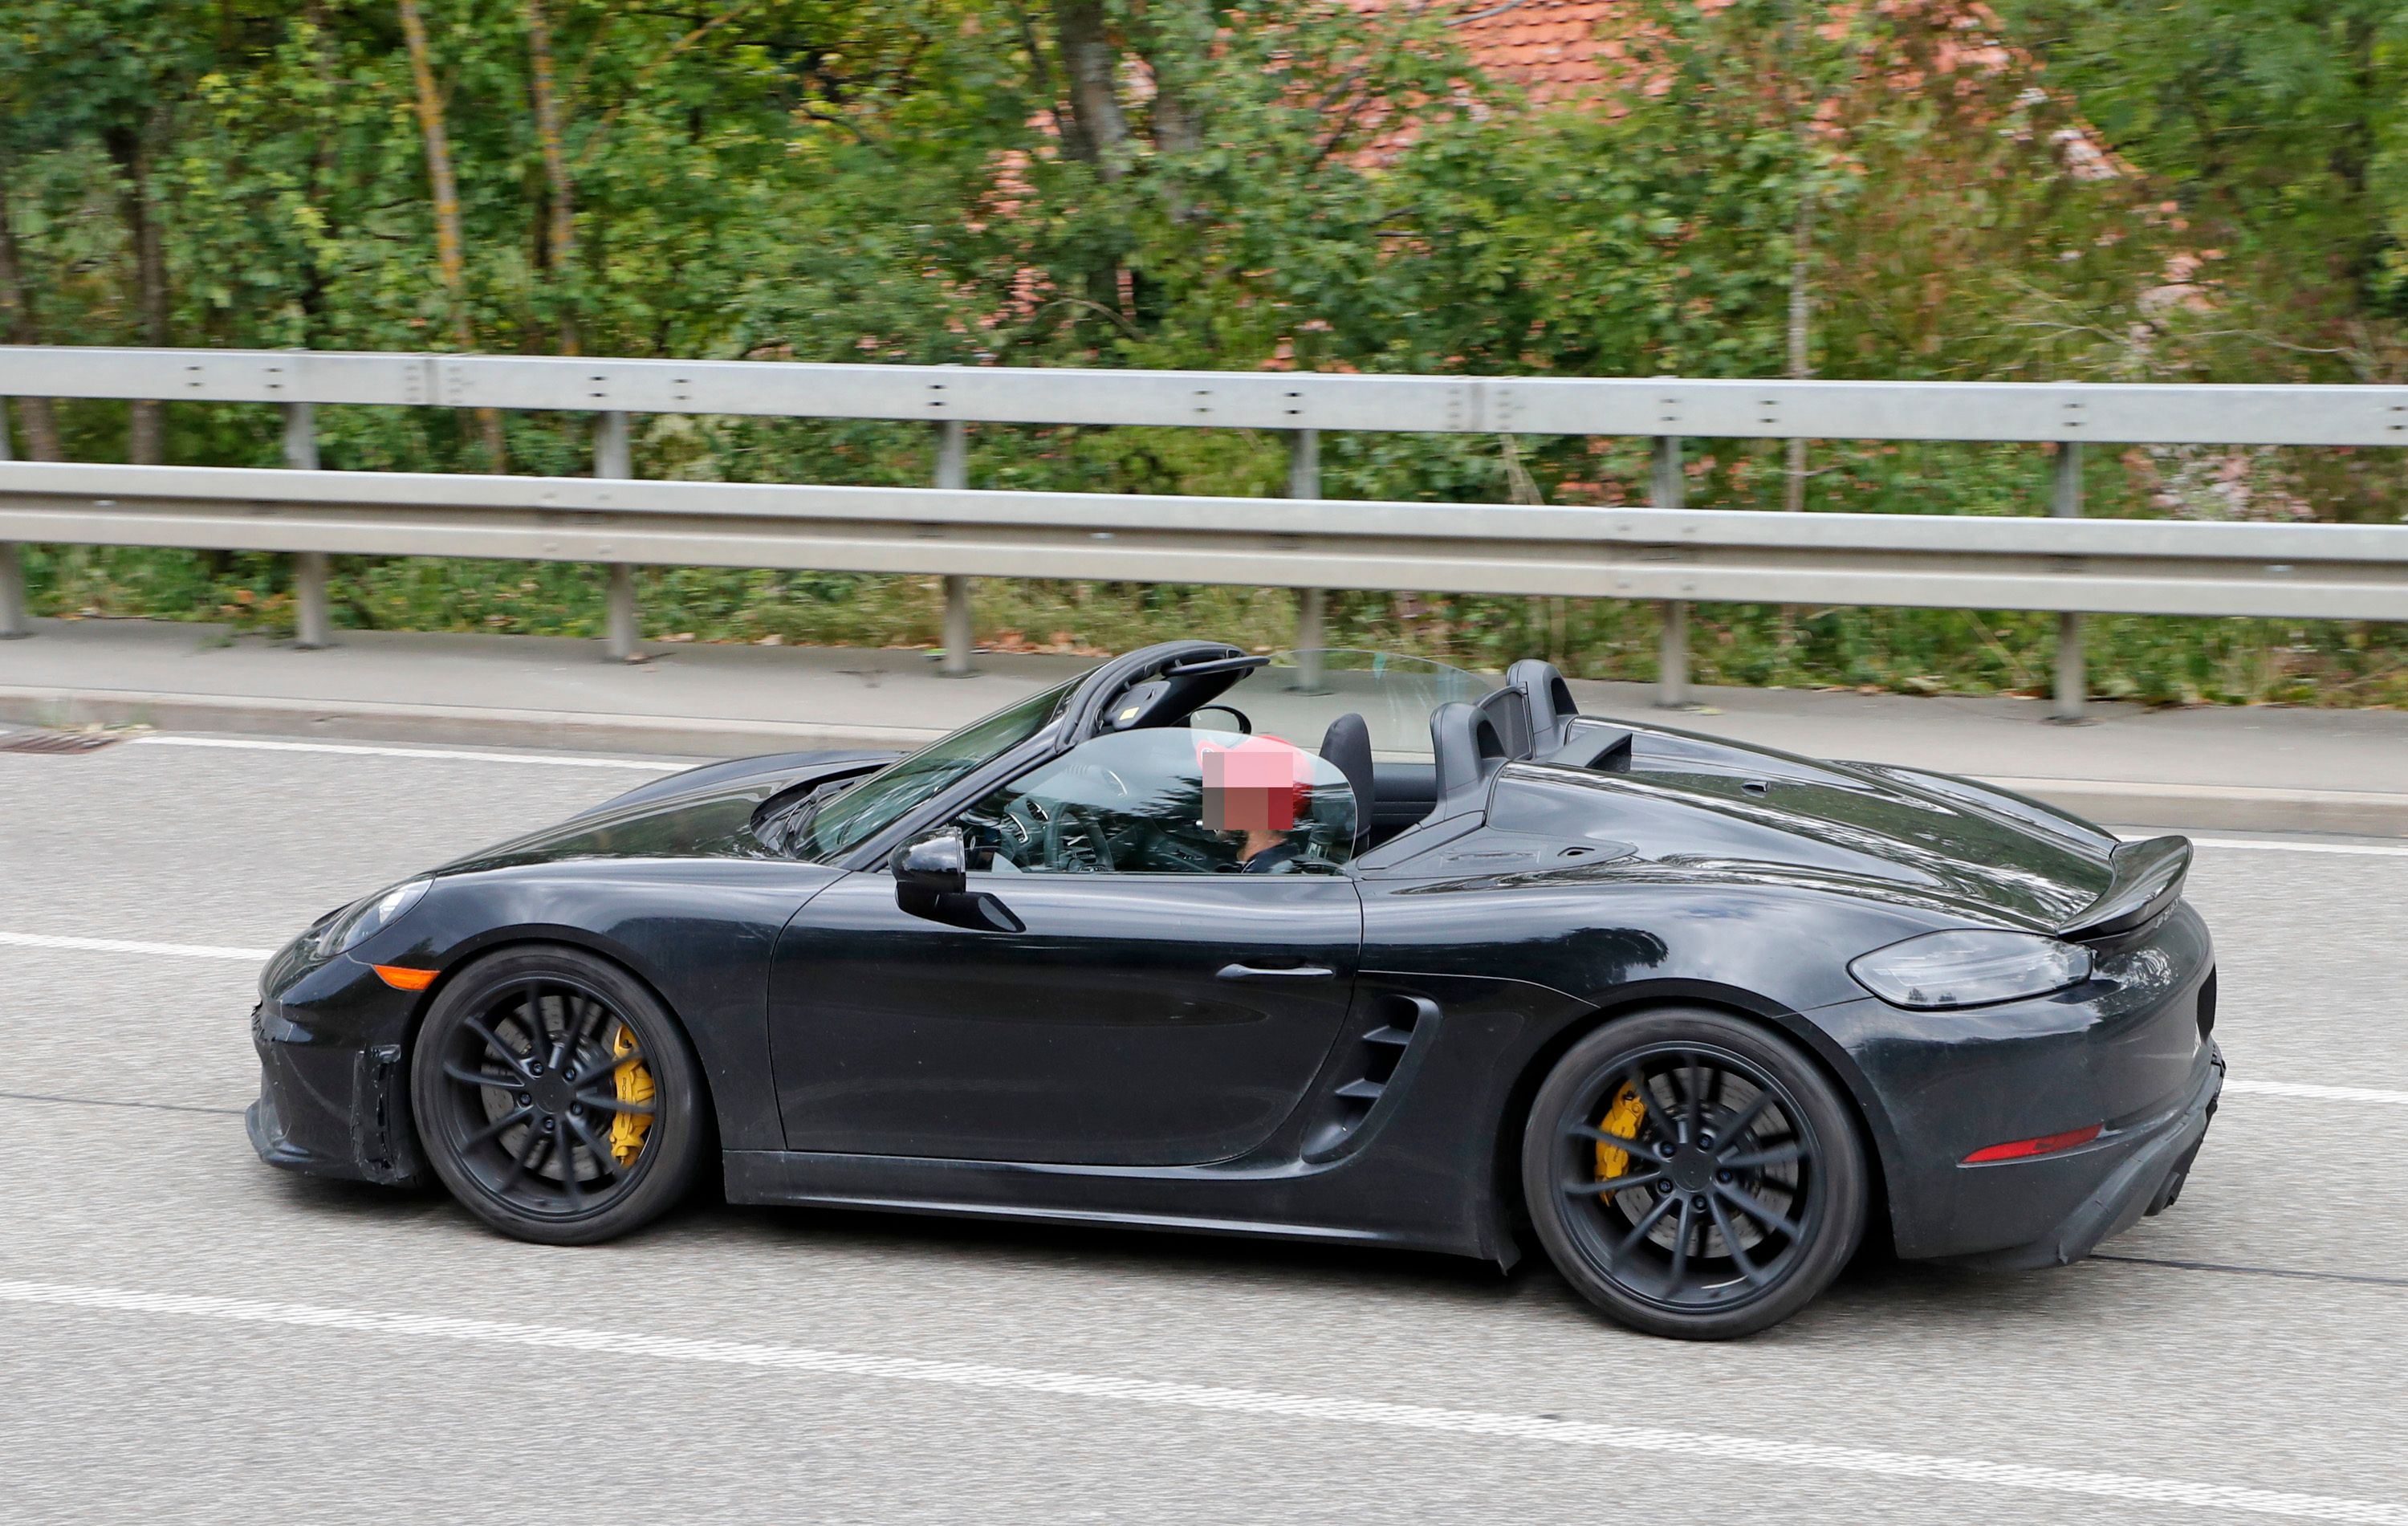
[249,642,2222,1339]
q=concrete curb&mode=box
[0,684,941,760]
[1984,776,2408,838]
[6,682,2406,837]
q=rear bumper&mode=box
[1940,1043,2222,1271]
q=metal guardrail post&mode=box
[0,401,24,639]
[2053,441,2085,722]
[1287,429,1325,690]
[936,420,974,677]
[595,410,637,662]
[1653,434,1692,708]
[283,402,332,649]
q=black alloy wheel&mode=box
[1523,1008,1867,1340]
[410,945,707,1246]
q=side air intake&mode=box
[1301,995,1441,1161]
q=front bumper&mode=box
[247,971,423,1187]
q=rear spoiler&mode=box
[2058,835,2192,941]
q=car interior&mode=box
[1099,650,1632,855]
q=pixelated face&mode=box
[1196,735,1313,832]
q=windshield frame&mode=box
[791,678,1080,863]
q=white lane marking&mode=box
[0,931,271,962]
[2223,1079,2408,1105]
[2,1280,2399,1524]
[2188,836,2408,859]
[124,735,682,771]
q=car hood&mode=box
[1487,723,2141,932]
[439,751,893,873]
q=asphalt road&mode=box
[2,732,2404,1524]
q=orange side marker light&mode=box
[372,964,439,991]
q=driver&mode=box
[1198,733,1320,874]
[1233,826,1304,873]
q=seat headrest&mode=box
[1317,712,1375,849]
[1430,702,1509,820]
[1504,658,1580,753]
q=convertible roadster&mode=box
[250,642,2222,1339]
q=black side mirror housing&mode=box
[891,831,968,902]
[890,831,1023,932]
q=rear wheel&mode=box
[1522,1008,1866,1340]
[410,946,706,1246]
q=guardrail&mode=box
[1,345,2404,720]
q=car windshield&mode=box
[794,678,1079,861]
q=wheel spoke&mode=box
[1706,1191,1770,1286]
[1566,1122,1648,1148]
[567,1114,624,1181]
[1564,1170,1666,1196]
[547,993,576,1073]
[516,981,559,1070]
[1683,1056,1705,1140]
[1716,1181,1803,1240]
[572,1092,654,1117]
[1666,1198,1696,1286]
[567,993,612,1064]
[462,1105,534,1150]
[462,1016,531,1079]
[502,1125,547,1187]
[1622,1068,1680,1148]
[1709,1091,1777,1154]
[578,1046,639,1088]
[1610,1190,1679,1262]
[443,1062,520,1091]
[1719,1143,1807,1173]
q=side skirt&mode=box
[721,1150,1494,1261]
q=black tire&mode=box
[1521,1007,1867,1341]
[410,945,708,1246]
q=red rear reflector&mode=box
[1964,1124,2102,1164]
[372,964,438,991]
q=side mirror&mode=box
[889,831,1022,932]
[890,831,967,902]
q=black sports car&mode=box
[249,641,2222,1339]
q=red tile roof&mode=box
[1445,0,1627,102]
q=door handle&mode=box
[1216,962,1336,981]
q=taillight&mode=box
[1963,1124,2102,1164]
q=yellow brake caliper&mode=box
[608,1023,657,1167]
[1595,1083,1648,1182]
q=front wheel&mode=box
[1522,1009,1867,1340]
[410,946,708,1246]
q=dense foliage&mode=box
[4,0,2403,704]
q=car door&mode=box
[767,727,1365,1167]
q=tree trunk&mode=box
[1137,0,1206,156]
[525,0,577,355]
[1055,1,1129,181]
[297,0,342,344]
[1135,0,1206,222]
[399,0,508,468]
[0,161,63,461]
[104,115,172,464]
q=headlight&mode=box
[313,878,431,957]
[1848,929,2093,1010]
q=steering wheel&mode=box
[1041,802,1117,872]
